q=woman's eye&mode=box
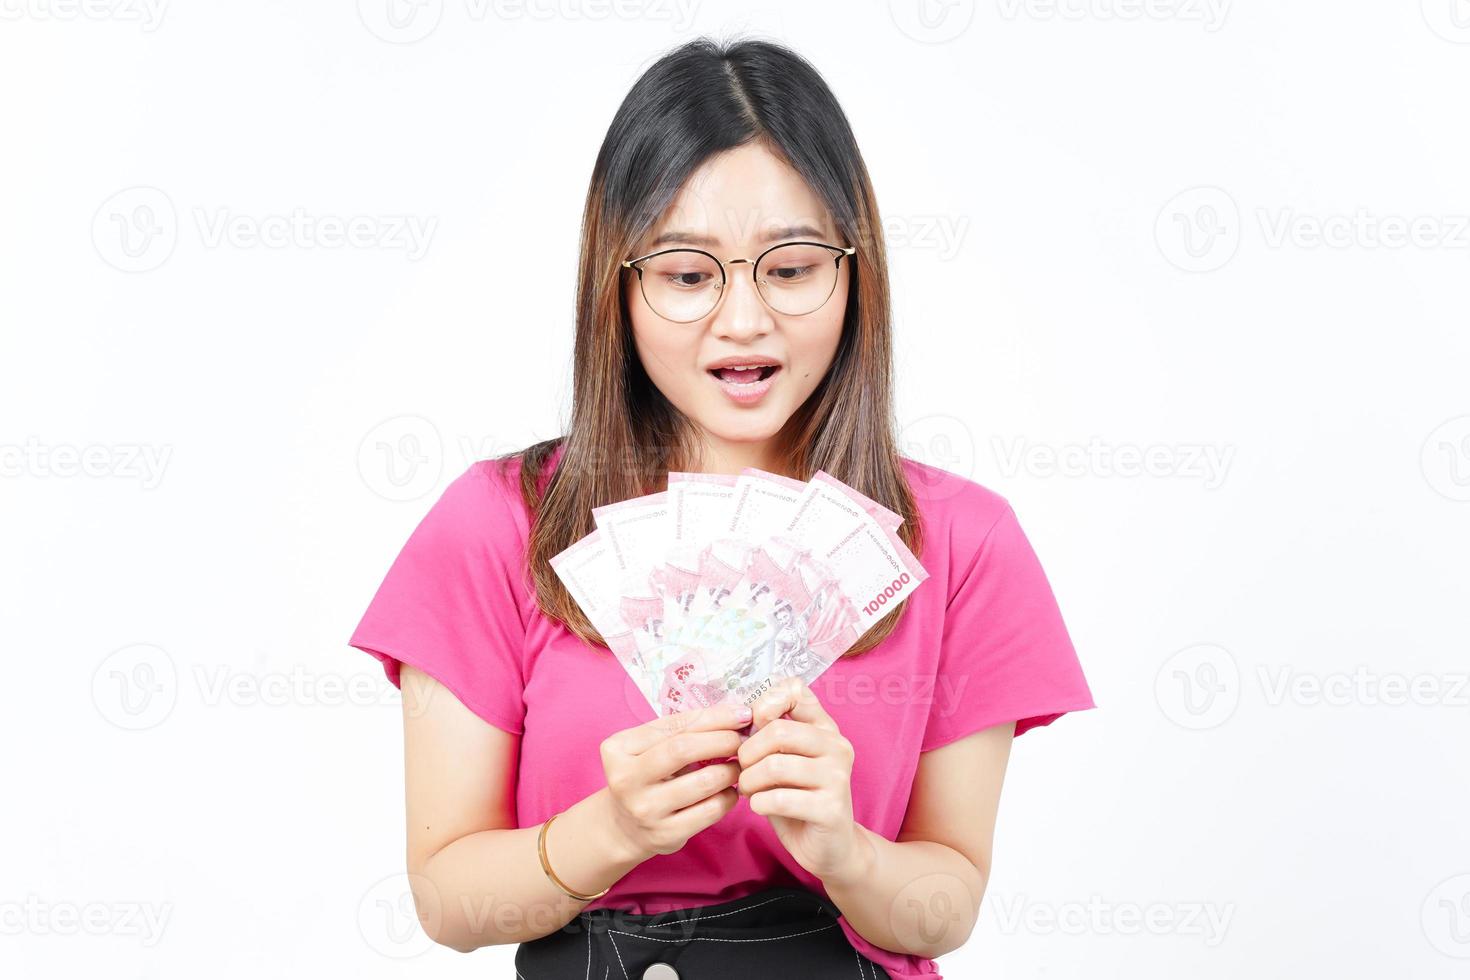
[664,272,710,288]
[769,265,813,281]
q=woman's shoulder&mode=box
[454,438,565,517]
[436,439,564,552]
[898,455,1012,528]
[897,455,1026,606]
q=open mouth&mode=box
[708,365,779,385]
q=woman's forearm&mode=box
[820,822,986,960]
[415,787,643,952]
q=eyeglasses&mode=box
[621,241,856,323]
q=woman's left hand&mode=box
[737,677,867,884]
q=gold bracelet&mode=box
[538,811,610,901]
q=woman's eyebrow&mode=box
[647,222,827,249]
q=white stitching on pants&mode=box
[607,922,840,945]
[585,917,592,980]
[595,893,839,978]
[606,923,842,980]
[608,930,632,980]
[641,892,806,928]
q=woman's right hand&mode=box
[598,702,752,862]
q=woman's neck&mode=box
[679,438,793,478]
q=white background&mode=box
[3,1,1468,977]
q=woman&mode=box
[349,36,1095,980]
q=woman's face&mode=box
[625,142,849,473]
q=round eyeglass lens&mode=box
[755,243,843,315]
[637,249,724,322]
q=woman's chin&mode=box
[697,413,785,446]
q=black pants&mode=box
[515,885,891,979]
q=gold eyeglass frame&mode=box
[621,241,857,323]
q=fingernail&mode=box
[734,705,752,722]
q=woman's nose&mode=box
[709,267,774,339]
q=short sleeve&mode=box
[921,503,1096,751]
[348,460,530,735]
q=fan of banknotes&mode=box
[550,467,929,719]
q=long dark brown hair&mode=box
[504,35,923,658]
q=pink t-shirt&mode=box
[349,442,1096,980]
